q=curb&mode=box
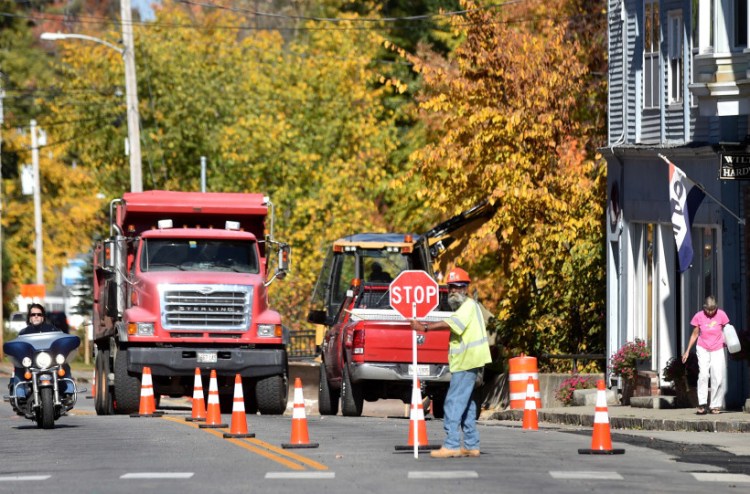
[488,409,750,433]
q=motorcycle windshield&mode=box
[3,340,36,368]
[3,333,81,367]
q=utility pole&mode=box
[120,0,143,192]
[31,119,44,286]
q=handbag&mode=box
[723,323,741,354]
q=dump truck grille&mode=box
[159,284,252,331]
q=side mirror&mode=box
[102,240,116,270]
[276,243,291,277]
[307,309,327,325]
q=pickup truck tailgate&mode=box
[347,309,451,364]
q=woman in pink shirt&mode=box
[682,296,730,415]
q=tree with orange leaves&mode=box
[394,0,607,370]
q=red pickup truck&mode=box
[307,201,494,417]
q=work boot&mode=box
[430,447,463,458]
[461,448,480,457]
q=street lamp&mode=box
[41,31,143,193]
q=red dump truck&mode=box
[92,191,291,415]
[308,201,494,417]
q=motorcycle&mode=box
[3,332,81,429]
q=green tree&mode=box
[37,3,411,327]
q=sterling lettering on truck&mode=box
[92,191,291,416]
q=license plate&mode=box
[408,365,430,376]
[197,352,217,364]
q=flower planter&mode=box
[621,379,635,405]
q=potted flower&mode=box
[609,339,651,405]
[554,373,598,406]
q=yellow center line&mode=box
[160,415,327,471]
[246,438,329,471]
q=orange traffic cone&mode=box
[396,380,440,451]
[223,374,255,438]
[199,370,227,429]
[522,376,539,430]
[186,368,206,422]
[130,366,163,417]
[282,378,318,449]
[578,379,625,455]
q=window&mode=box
[668,11,684,103]
[735,0,747,47]
[644,0,660,109]
[140,239,259,273]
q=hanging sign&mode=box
[720,153,750,180]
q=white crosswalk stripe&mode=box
[692,472,750,483]
[265,472,335,479]
[408,471,479,479]
[120,472,194,479]
[550,471,623,480]
[0,475,51,481]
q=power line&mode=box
[0,0,602,35]
[174,0,518,23]
[29,110,124,130]
[36,122,114,150]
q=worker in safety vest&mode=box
[410,267,492,458]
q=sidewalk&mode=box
[486,404,750,433]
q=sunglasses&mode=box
[30,313,43,317]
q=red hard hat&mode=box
[446,267,471,284]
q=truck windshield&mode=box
[140,239,259,274]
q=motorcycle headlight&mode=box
[55,354,66,365]
[21,357,32,368]
[35,352,52,369]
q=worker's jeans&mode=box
[696,346,726,409]
[442,368,480,450]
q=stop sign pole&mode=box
[389,271,439,458]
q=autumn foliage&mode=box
[1,0,607,371]
[397,0,607,369]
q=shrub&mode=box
[555,374,598,406]
[609,339,650,382]
[662,355,698,384]
[662,356,685,383]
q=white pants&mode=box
[696,345,726,409]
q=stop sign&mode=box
[389,270,439,319]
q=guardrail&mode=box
[287,329,318,360]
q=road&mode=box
[0,395,749,493]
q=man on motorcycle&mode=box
[8,304,75,400]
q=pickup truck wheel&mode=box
[94,349,114,415]
[112,348,141,414]
[318,361,339,415]
[341,365,363,417]
[255,374,288,415]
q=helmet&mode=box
[446,267,471,284]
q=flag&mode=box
[667,160,705,272]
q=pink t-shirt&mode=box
[690,309,730,352]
